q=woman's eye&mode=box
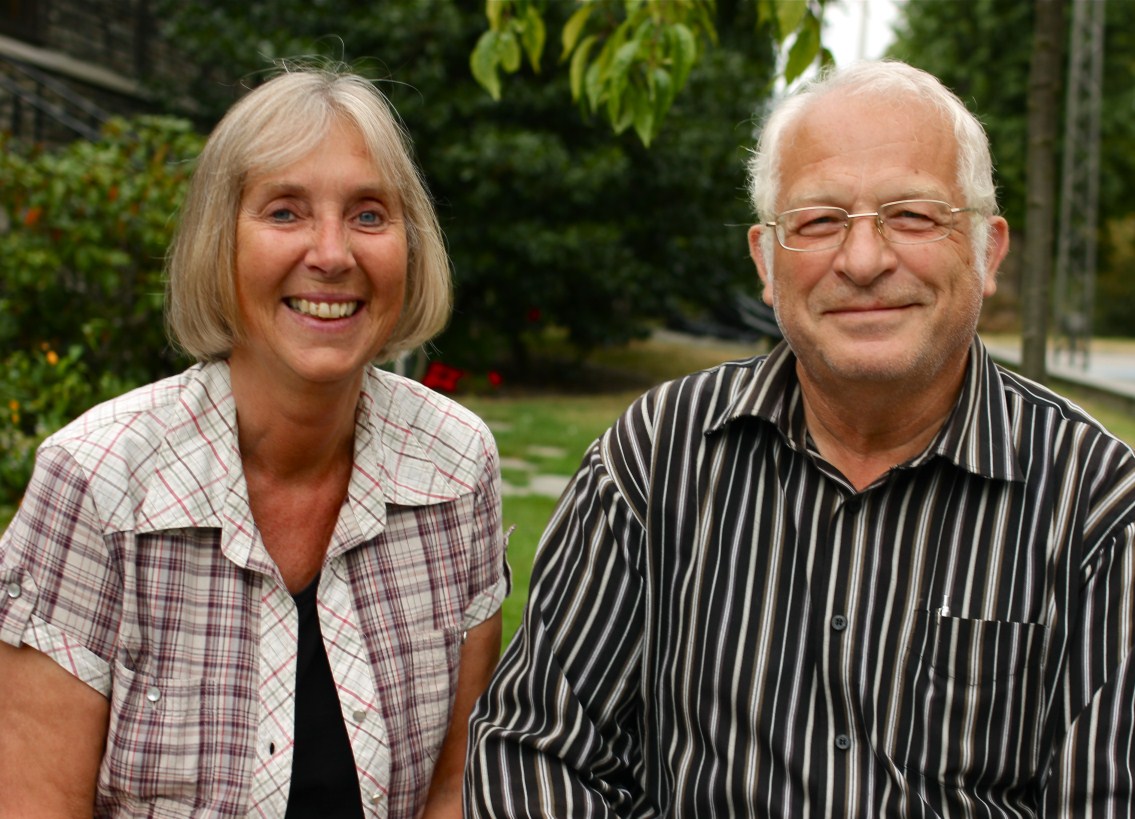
[269,208,296,223]
[357,210,386,227]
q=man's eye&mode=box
[796,214,843,236]
[888,210,937,230]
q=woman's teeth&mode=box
[287,298,360,319]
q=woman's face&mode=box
[230,120,408,393]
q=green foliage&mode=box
[1,117,202,381]
[472,0,830,145]
[0,345,136,514]
[0,117,202,508]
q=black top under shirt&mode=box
[284,575,365,818]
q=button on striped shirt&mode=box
[0,361,507,817]
[467,339,1135,818]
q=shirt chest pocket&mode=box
[886,611,1047,788]
[103,661,220,803]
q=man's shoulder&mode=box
[997,365,1133,449]
[617,352,775,439]
[993,365,1135,508]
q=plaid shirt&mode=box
[0,361,508,818]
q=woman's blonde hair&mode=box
[165,64,451,363]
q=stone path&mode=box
[499,451,572,498]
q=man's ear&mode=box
[981,216,1011,298]
[749,224,775,307]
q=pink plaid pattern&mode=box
[0,362,507,817]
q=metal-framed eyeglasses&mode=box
[765,199,979,252]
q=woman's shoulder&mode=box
[45,367,202,446]
[360,366,497,471]
[40,363,232,477]
[363,366,490,431]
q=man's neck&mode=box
[796,365,964,492]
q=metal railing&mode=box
[1,56,112,142]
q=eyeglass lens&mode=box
[777,200,957,251]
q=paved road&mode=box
[982,334,1135,405]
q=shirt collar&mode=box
[138,363,466,547]
[707,337,1025,483]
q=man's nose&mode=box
[834,214,893,284]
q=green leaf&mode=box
[651,66,674,120]
[669,23,698,91]
[470,31,503,100]
[521,5,546,72]
[610,84,635,134]
[485,0,507,31]
[603,39,641,124]
[775,0,808,42]
[633,85,656,146]
[499,29,522,72]
[561,4,593,60]
[585,59,606,111]
[610,38,641,79]
[693,0,718,45]
[569,34,598,101]
[784,13,820,84]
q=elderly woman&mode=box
[0,67,507,818]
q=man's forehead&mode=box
[789,89,945,141]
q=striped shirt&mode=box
[466,338,1135,818]
[0,361,508,818]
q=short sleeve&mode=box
[0,445,121,695]
[462,442,510,631]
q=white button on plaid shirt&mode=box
[0,361,508,817]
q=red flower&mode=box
[421,361,465,393]
[526,307,541,323]
[487,371,503,388]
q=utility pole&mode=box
[1020,0,1064,383]
[1053,0,1106,369]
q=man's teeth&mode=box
[287,299,360,319]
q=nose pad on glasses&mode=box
[840,213,888,247]
[836,214,894,281]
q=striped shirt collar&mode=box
[708,336,1026,484]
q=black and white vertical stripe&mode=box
[466,339,1135,818]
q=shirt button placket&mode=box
[835,733,852,751]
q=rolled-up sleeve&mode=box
[464,444,511,630]
[0,445,119,695]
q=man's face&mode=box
[749,94,1008,395]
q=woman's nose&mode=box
[306,218,354,275]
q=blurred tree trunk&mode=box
[1020,0,1065,382]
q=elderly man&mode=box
[465,60,1135,817]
